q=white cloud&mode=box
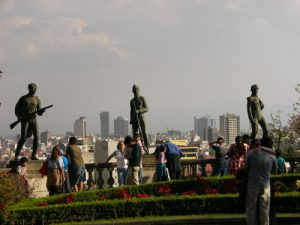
[80,33,114,46]
[0,0,15,12]
[25,42,40,57]
[0,17,35,32]
[281,0,300,15]
[53,17,87,34]
[225,0,241,11]
[27,0,64,12]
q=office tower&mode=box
[114,116,129,138]
[40,131,51,144]
[219,113,240,144]
[206,127,219,143]
[74,116,87,138]
[100,111,109,139]
[194,115,216,141]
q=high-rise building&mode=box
[114,116,129,138]
[194,115,216,141]
[40,131,51,144]
[74,116,87,138]
[219,113,240,144]
[100,111,109,139]
[206,127,219,143]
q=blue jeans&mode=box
[62,170,71,193]
[212,158,227,176]
[117,168,127,186]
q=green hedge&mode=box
[7,173,300,224]
[8,192,300,225]
[11,173,300,209]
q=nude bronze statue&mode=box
[247,84,268,140]
[14,83,45,160]
[130,84,149,151]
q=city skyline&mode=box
[0,1,299,135]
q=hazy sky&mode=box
[0,0,299,136]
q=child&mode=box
[16,157,29,176]
[155,144,168,182]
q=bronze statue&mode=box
[130,84,149,151]
[14,83,45,160]
[247,84,268,140]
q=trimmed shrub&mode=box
[8,192,300,225]
[8,173,300,224]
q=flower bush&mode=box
[158,185,172,196]
[56,194,74,204]
[118,189,132,199]
[0,201,7,224]
[0,171,33,224]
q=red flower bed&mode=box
[136,193,152,198]
[205,188,218,195]
[99,196,108,201]
[37,202,49,207]
[118,189,132,199]
[181,190,197,196]
[158,185,172,196]
[0,202,5,210]
[56,194,74,204]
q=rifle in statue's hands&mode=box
[10,105,53,129]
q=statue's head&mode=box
[28,83,37,95]
[132,84,140,96]
[250,84,258,95]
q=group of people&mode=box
[44,137,85,195]
[210,135,287,225]
[106,135,144,186]
[106,136,184,186]
[209,134,286,177]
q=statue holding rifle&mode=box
[13,83,51,160]
[130,84,149,153]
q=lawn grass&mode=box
[56,213,300,225]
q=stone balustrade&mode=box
[2,155,300,198]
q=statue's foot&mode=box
[31,156,39,160]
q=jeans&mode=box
[212,158,227,176]
[117,168,127,186]
[62,170,71,193]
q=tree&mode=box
[269,110,289,150]
[289,84,300,135]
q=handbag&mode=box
[39,161,48,176]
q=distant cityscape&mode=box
[1,111,261,166]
